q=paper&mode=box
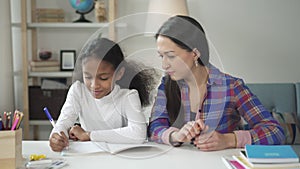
[61,141,106,156]
[100,142,158,154]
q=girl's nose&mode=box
[91,79,100,88]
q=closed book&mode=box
[30,60,59,67]
[245,145,299,164]
[31,66,60,72]
[34,8,64,14]
[36,18,65,23]
[35,14,65,19]
[222,156,246,169]
[233,154,300,169]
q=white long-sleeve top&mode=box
[51,81,147,143]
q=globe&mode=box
[69,0,94,22]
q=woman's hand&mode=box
[69,125,90,141]
[171,119,206,143]
[49,132,69,152]
[193,131,236,151]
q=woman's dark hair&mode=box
[155,15,209,124]
[73,37,157,106]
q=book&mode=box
[36,18,65,23]
[233,154,300,169]
[34,8,64,14]
[245,145,299,164]
[35,14,65,18]
[61,141,159,156]
[222,155,246,169]
[31,66,60,72]
[30,60,60,67]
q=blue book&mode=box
[245,145,299,164]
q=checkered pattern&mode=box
[148,64,285,145]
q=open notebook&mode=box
[61,141,159,156]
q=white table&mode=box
[22,141,242,169]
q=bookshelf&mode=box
[17,0,117,139]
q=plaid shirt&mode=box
[148,64,285,146]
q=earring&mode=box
[194,60,199,67]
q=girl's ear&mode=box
[115,67,125,81]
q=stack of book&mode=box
[34,8,65,23]
[223,145,300,169]
[30,60,60,72]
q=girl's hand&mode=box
[171,119,206,143]
[49,132,69,152]
[193,131,236,151]
[69,125,90,141]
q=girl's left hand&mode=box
[193,131,236,151]
[69,125,90,141]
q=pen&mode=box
[43,107,56,128]
[0,116,2,131]
[43,107,63,137]
[6,112,11,130]
[43,107,69,150]
[3,112,6,130]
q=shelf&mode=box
[28,22,109,28]
[29,71,73,78]
[29,120,54,126]
[22,22,126,29]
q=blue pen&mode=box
[43,107,56,128]
[43,107,68,150]
[0,116,2,131]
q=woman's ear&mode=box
[192,48,201,61]
[115,67,125,81]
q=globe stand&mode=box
[72,2,94,23]
[73,10,91,23]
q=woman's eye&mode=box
[167,55,175,59]
[84,76,92,80]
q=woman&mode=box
[148,15,285,151]
[49,38,155,152]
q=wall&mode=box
[9,0,300,140]
[118,0,300,83]
[0,0,14,112]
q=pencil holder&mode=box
[0,128,23,169]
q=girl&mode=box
[49,38,156,152]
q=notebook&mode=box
[245,145,299,164]
[61,141,159,156]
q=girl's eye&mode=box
[99,77,109,81]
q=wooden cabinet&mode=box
[17,0,117,139]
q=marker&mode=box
[11,114,20,131]
[43,107,56,128]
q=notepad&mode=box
[61,141,158,156]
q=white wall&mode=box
[8,0,300,139]
[118,0,300,83]
[0,0,14,112]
